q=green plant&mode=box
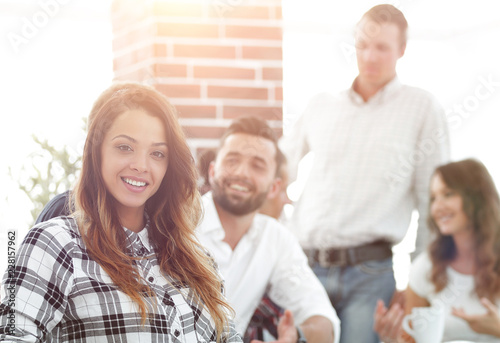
[10,135,81,225]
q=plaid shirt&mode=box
[0,216,241,343]
[243,294,283,343]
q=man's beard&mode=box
[211,176,269,216]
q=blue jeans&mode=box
[312,257,395,343]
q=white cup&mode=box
[402,306,445,343]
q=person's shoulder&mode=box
[197,192,221,234]
[411,250,433,273]
[28,216,81,246]
[201,192,214,208]
[252,215,304,260]
[400,84,441,104]
[293,91,342,125]
[398,84,445,120]
[307,91,343,107]
[253,214,296,240]
[254,213,283,227]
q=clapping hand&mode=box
[452,297,500,338]
[374,299,405,343]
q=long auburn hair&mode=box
[428,159,500,300]
[73,83,233,341]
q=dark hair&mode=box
[219,116,283,176]
[359,4,408,45]
[428,159,500,300]
[197,148,217,195]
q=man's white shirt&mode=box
[197,192,340,341]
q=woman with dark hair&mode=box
[0,83,240,342]
[376,158,500,342]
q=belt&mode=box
[304,241,393,267]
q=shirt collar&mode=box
[349,76,402,106]
[198,192,262,243]
[123,215,154,256]
[198,192,225,238]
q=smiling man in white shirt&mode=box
[197,116,339,343]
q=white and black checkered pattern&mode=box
[0,217,241,342]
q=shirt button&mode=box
[174,329,180,337]
[148,276,154,283]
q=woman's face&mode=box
[430,173,471,236]
[100,109,168,217]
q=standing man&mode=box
[199,116,340,343]
[280,5,449,343]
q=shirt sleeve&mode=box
[0,221,75,342]
[267,227,341,343]
[224,322,243,343]
[412,95,450,260]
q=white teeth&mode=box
[123,178,146,187]
[438,215,452,222]
[230,184,249,192]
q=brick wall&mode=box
[111,0,283,156]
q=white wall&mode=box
[0,0,113,275]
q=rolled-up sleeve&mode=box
[268,229,340,343]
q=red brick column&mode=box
[111,0,283,154]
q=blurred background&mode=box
[1,0,499,287]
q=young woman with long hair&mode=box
[0,83,240,342]
[375,159,500,342]
[421,158,500,341]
